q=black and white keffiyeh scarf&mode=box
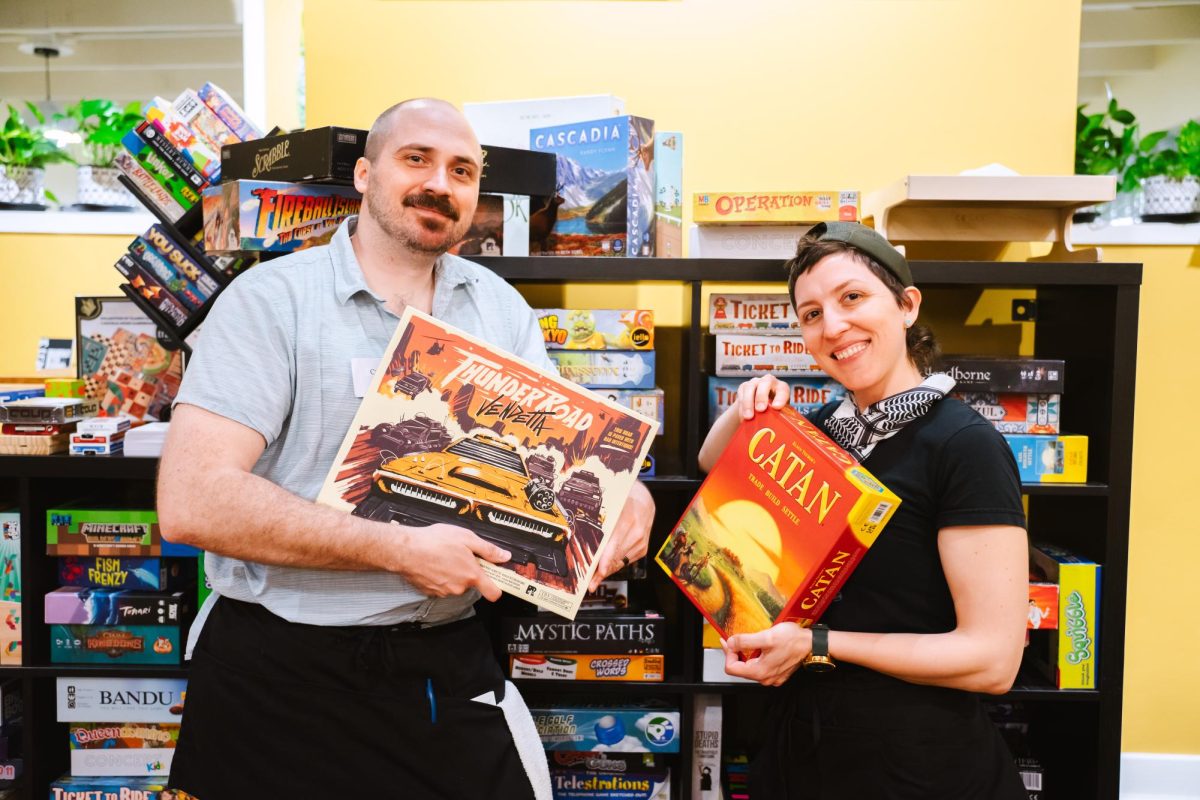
[823,373,957,460]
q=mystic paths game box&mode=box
[316,308,658,619]
[201,179,361,254]
[656,405,900,640]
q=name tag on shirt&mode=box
[351,357,379,398]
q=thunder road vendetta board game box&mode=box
[316,308,658,619]
[656,405,900,640]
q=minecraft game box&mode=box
[316,308,658,619]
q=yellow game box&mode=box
[693,191,859,225]
[509,653,664,681]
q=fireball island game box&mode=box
[656,406,900,640]
[317,308,658,618]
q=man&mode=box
[158,98,656,799]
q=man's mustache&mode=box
[403,193,460,221]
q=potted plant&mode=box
[1128,120,1200,221]
[0,102,72,207]
[1074,99,1139,222]
[55,98,143,208]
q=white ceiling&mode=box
[0,0,244,107]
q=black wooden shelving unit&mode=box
[0,257,1140,799]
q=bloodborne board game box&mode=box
[316,308,658,618]
[656,405,900,640]
[940,357,1066,394]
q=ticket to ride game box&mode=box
[201,179,361,254]
[656,405,900,640]
[316,308,658,619]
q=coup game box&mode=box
[537,309,654,350]
[201,179,361,254]
[316,308,658,619]
[656,405,900,640]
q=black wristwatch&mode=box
[802,624,836,672]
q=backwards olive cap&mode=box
[807,221,913,287]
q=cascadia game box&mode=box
[316,308,658,619]
[201,179,361,254]
[657,406,900,640]
[530,115,655,257]
[709,293,799,334]
[693,191,859,225]
[537,310,654,350]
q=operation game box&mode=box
[693,190,859,225]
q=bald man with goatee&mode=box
[158,99,656,800]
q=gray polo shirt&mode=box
[175,216,554,626]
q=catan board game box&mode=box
[656,405,900,640]
[316,308,658,619]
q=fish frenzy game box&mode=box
[50,624,182,665]
[538,310,654,351]
[530,115,655,257]
[954,392,1061,434]
[714,334,825,377]
[58,557,190,591]
[201,179,361,254]
[46,508,199,558]
[1005,435,1088,483]
[531,705,681,752]
[693,190,859,225]
[1030,544,1101,689]
[657,405,900,640]
[56,677,187,723]
[549,351,656,389]
[708,376,846,427]
[709,293,799,335]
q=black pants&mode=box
[169,597,537,800]
[749,668,1027,800]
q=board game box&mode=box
[713,334,825,376]
[500,612,665,655]
[56,677,187,723]
[45,588,190,626]
[198,81,262,142]
[941,357,1066,394]
[654,132,683,259]
[709,293,799,334]
[69,722,179,750]
[530,115,655,257]
[121,128,202,210]
[201,179,361,254]
[537,309,654,351]
[58,557,190,592]
[316,308,657,619]
[1030,543,1100,689]
[0,511,20,666]
[693,190,859,225]
[656,405,900,640]
[551,766,671,799]
[595,389,664,434]
[549,351,656,389]
[530,704,680,752]
[1005,434,1088,483]
[47,508,199,558]
[708,376,846,427]
[954,392,1061,434]
[0,398,97,425]
[510,652,664,681]
[50,624,182,665]
[49,774,165,799]
[69,748,173,778]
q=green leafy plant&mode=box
[0,102,73,170]
[1075,99,1137,179]
[54,98,143,168]
[1124,120,1200,187]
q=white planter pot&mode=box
[1140,175,1200,219]
[0,165,46,205]
[77,165,137,207]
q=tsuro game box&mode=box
[45,588,190,626]
[548,351,656,390]
[708,376,846,427]
[709,293,799,335]
[656,405,900,640]
[940,357,1066,394]
[56,677,187,724]
[953,392,1061,435]
[317,307,657,619]
[693,190,859,225]
[500,612,665,655]
[201,179,361,254]
[530,115,656,257]
[46,508,200,558]
[713,334,826,377]
[537,309,655,351]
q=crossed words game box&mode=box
[317,308,657,619]
[657,405,900,640]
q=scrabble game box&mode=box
[709,293,799,334]
[202,179,361,254]
[657,405,900,640]
[693,190,859,225]
[537,309,654,350]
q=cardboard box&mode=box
[50,624,183,665]
[693,190,859,225]
[57,557,191,591]
[714,334,825,377]
[45,379,85,399]
[500,613,665,655]
[708,376,846,427]
[46,508,199,558]
[709,293,799,334]
[954,392,1061,434]
[1030,544,1100,689]
[1005,435,1088,483]
[0,513,20,667]
[511,653,664,681]
[56,678,187,724]
[549,351,656,389]
[45,588,190,626]
[201,179,361,254]
[49,775,165,799]
[538,309,654,351]
[654,132,683,259]
[689,224,811,259]
[530,704,680,752]
[941,357,1066,394]
[464,94,626,149]
[595,388,664,434]
[530,116,655,257]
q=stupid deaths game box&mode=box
[317,308,658,618]
[656,406,900,640]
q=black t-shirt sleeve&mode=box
[934,421,1027,530]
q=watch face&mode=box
[804,656,836,673]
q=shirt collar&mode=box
[330,215,475,307]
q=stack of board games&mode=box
[502,612,666,682]
[0,398,98,455]
[1028,543,1101,690]
[46,509,197,666]
[529,115,656,257]
[69,417,133,457]
[942,356,1087,482]
[689,190,860,259]
[55,677,185,783]
[316,307,657,619]
[657,405,900,641]
[0,385,43,403]
[0,513,20,666]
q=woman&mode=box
[699,222,1029,799]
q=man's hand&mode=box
[588,480,656,591]
[391,523,511,602]
[722,622,812,687]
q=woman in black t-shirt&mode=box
[699,223,1029,799]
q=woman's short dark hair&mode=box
[785,235,940,376]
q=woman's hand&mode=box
[722,622,813,687]
[736,374,792,420]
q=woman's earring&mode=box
[904,319,912,328]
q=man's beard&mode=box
[366,185,469,255]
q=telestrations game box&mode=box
[537,309,654,350]
[693,190,859,225]
[316,308,658,619]
[201,179,361,254]
[656,405,900,640]
[709,293,799,335]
